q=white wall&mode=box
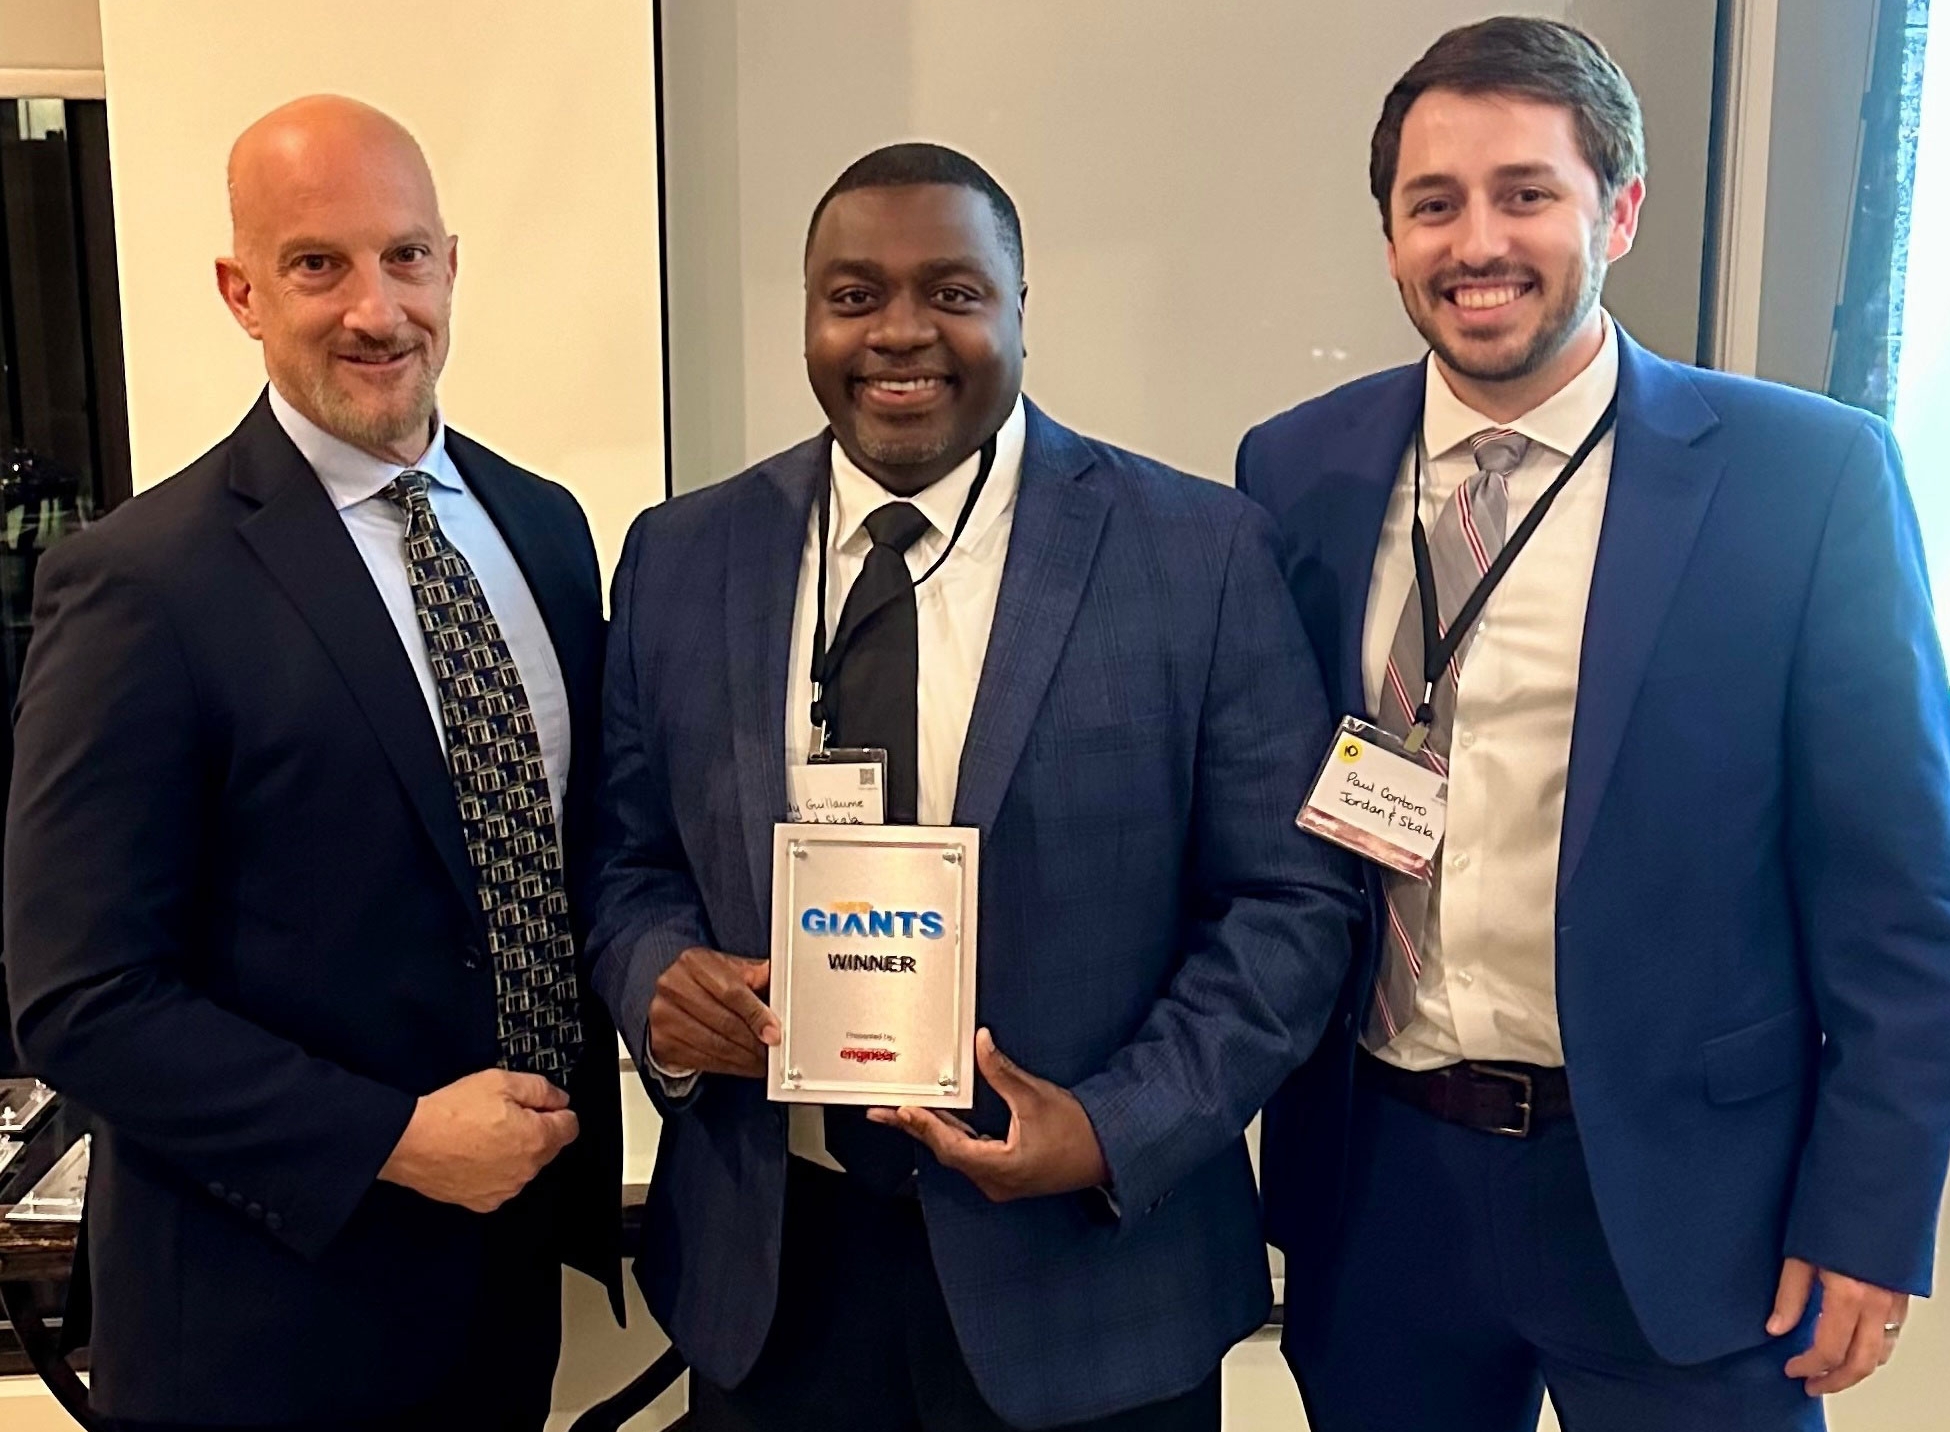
[661,0,1713,495]
[95,0,665,576]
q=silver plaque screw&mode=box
[942,849,961,866]
[938,1074,956,1089]
[791,843,807,860]
[785,1068,802,1084]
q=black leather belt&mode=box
[1358,1049,1572,1138]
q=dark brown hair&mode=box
[1370,17,1645,236]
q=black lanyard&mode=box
[809,434,998,748]
[1404,391,1619,751]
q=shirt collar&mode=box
[1422,310,1620,462]
[829,393,1027,553]
[266,382,464,511]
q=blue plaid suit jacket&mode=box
[588,400,1360,1427]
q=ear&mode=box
[1605,176,1646,263]
[1017,280,1028,357]
[445,233,460,283]
[215,256,263,339]
[1385,237,1401,286]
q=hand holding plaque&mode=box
[649,947,781,1077]
[868,1028,1111,1201]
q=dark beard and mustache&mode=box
[1401,223,1610,385]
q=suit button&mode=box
[264,1212,283,1233]
[227,1192,245,1210]
[246,1202,264,1221]
[207,1182,225,1199]
[462,945,484,970]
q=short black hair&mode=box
[1371,17,1645,237]
[805,142,1024,279]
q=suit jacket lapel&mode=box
[1559,334,1723,889]
[228,393,481,930]
[952,402,1108,837]
[448,431,597,732]
[1315,367,1422,715]
[728,437,823,916]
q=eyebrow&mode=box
[1399,162,1564,195]
[817,255,994,285]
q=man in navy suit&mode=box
[1240,18,1950,1432]
[589,143,1360,1431]
[6,98,620,1430]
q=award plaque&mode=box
[769,823,979,1108]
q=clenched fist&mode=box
[378,1069,580,1212]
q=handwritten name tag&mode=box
[787,757,886,825]
[1298,717,1447,880]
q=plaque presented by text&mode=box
[768,823,979,1108]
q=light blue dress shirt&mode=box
[266,385,571,824]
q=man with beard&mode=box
[589,142,1360,1430]
[1239,17,1950,1432]
[5,97,621,1430]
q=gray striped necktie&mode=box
[383,470,585,1078]
[1363,428,1528,1051]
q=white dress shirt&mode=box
[266,384,571,825]
[1363,317,1620,1071]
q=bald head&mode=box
[216,95,457,465]
[227,96,442,258]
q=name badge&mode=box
[1298,717,1447,880]
[787,747,886,825]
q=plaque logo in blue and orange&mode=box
[799,900,946,940]
[801,900,943,975]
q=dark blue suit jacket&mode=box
[589,401,1361,1427]
[1239,330,1950,1365]
[4,395,622,1422]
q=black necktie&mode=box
[825,500,932,822]
[822,499,931,1190]
[382,471,584,1078]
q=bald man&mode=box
[4,97,621,1431]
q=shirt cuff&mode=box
[644,1046,701,1099]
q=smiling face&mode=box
[1386,88,1642,416]
[804,183,1024,495]
[217,98,457,465]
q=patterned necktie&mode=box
[383,471,585,1078]
[1363,429,1528,1050]
[823,499,933,1191]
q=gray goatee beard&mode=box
[305,359,439,455]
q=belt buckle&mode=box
[1468,1064,1533,1138]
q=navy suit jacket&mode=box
[589,400,1361,1428]
[1239,330,1950,1365]
[4,394,622,1423]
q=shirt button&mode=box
[1451,851,1470,872]
[1457,969,1475,987]
[1459,730,1477,749]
